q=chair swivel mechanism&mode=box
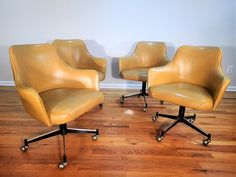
[119,42,169,111]
[148,46,230,145]
[9,44,104,168]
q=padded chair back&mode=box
[9,44,75,92]
[171,46,223,90]
[132,42,167,68]
[53,39,96,69]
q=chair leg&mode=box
[120,81,149,111]
[20,123,99,168]
[58,134,68,169]
[20,129,61,151]
[67,128,99,140]
[153,106,212,145]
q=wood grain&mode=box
[0,87,235,177]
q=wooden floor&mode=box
[0,88,235,177]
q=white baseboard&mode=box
[0,81,15,86]
[1,81,236,91]
[100,83,141,89]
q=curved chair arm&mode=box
[90,56,107,75]
[148,63,179,88]
[119,55,138,73]
[210,72,230,109]
[61,65,100,91]
[17,87,52,127]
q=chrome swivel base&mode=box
[20,124,99,169]
[152,106,211,145]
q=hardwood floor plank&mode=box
[0,88,235,176]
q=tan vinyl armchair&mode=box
[9,44,104,168]
[119,42,169,111]
[53,39,106,81]
[148,46,230,145]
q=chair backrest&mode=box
[133,42,167,68]
[9,44,69,92]
[53,39,95,69]
[171,46,224,92]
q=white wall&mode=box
[0,0,235,89]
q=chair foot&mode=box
[58,155,67,169]
[156,131,164,142]
[203,134,212,146]
[120,96,125,104]
[185,113,196,123]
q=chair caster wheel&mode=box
[188,114,196,123]
[58,162,67,169]
[99,103,103,108]
[156,131,164,142]
[160,100,164,104]
[152,112,158,122]
[20,145,28,152]
[92,134,99,141]
[143,107,147,112]
[156,135,164,142]
[120,96,124,104]
[203,134,211,146]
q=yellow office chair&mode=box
[148,46,230,145]
[119,42,169,111]
[9,44,104,168]
[53,39,106,81]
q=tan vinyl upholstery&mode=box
[118,41,169,111]
[148,46,230,111]
[53,39,106,81]
[119,42,169,81]
[148,46,230,144]
[9,44,104,127]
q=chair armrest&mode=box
[210,72,230,109]
[119,55,138,72]
[61,65,100,91]
[90,56,107,74]
[17,87,52,126]
[148,63,178,88]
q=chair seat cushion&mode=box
[148,83,213,110]
[120,68,148,81]
[39,88,103,125]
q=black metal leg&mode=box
[162,119,180,135]
[67,128,99,135]
[157,113,178,120]
[123,92,142,98]
[120,82,149,110]
[24,129,60,146]
[58,134,68,169]
[182,119,209,137]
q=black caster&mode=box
[156,131,164,142]
[203,134,211,146]
[92,134,99,141]
[160,100,164,104]
[156,135,164,142]
[152,112,158,122]
[58,162,67,169]
[120,96,124,104]
[20,145,28,152]
[143,107,147,112]
[99,103,103,108]
[188,114,196,123]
